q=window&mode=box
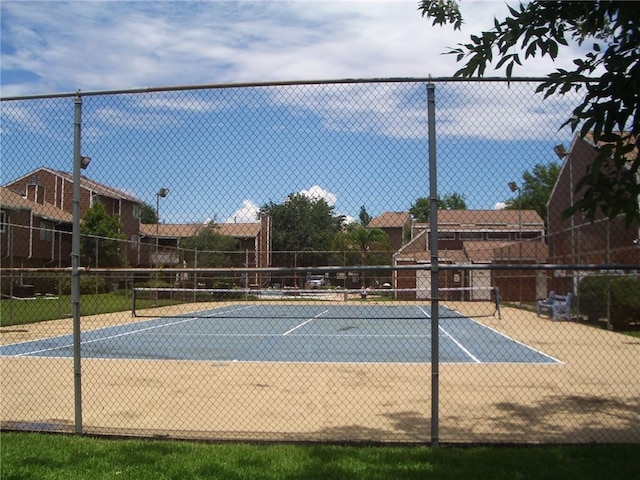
[487,232,511,240]
[40,220,54,241]
[130,234,139,250]
[460,232,483,240]
[0,211,6,233]
[437,232,455,240]
[133,204,141,220]
[521,232,541,240]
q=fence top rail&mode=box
[0,76,599,102]
[1,264,639,275]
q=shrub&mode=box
[610,276,640,330]
[578,276,609,322]
[578,275,640,329]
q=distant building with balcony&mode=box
[1,186,73,268]
[3,167,144,266]
[393,209,547,302]
[138,215,272,287]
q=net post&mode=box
[132,288,137,317]
[493,286,502,320]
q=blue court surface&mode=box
[0,304,560,364]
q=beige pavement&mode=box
[1,301,639,443]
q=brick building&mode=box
[393,209,546,302]
[3,168,143,266]
[2,169,271,283]
[546,134,640,294]
[1,186,73,268]
[368,211,412,250]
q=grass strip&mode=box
[0,293,180,327]
[1,432,638,480]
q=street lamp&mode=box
[155,187,169,268]
[509,181,523,304]
[508,181,522,238]
[553,144,567,159]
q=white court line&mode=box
[142,332,431,338]
[446,307,562,364]
[418,306,481,363]
[282,310,329,336]
[438,326,482,363]
[7,305,256,357]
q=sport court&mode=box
[0,304,559,364]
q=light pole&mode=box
[508,181,522,236]
[155,187,169,268]
[509,181,523,304]
[554,144,577,296]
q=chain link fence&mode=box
[1,79,639,444]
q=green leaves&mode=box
[409,193,467,223]
[505,162,560,227]
[418,0,463,30]
[421,0,640,225]
[333,224,392,266]
[80,202,126,267]
[260,194,345,267]
[179,224,239,268]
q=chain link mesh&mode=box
[1,79,638,443]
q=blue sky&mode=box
[1,1,586,224]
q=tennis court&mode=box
[0,304,559,364]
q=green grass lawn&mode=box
[1,433,638,480]
[0,293,180,327]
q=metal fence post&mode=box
[72,94,83,433]
[427,81,439,448]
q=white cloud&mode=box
[298,185,337,207]
[0,1,589,97]
[494,202,507,210]
[226,189,351,224]
[225,199,260,223]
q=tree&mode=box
[333,224,392,266]
[179,223,239,268]
[441,192,467,210]
[140,203,158,224]
[358,206,372,227]
[419,0,640,226]
[504,162,561,226]
[260,193,345,268]
[332,224,393,287]
[409,192,467,222]
[80,202,126,267]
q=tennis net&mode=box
[131,285,501,319]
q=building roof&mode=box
[369,211,411,228]
[218,222,262,238]
[493,240,549,262]
[0,187,73,223]
[395,240,548,264]
[463,241,514,263]
[583,132,638,161]
[398,249,469,264]
[140,222,261,239]
[5,167,143,204]
[413,209,544,231]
